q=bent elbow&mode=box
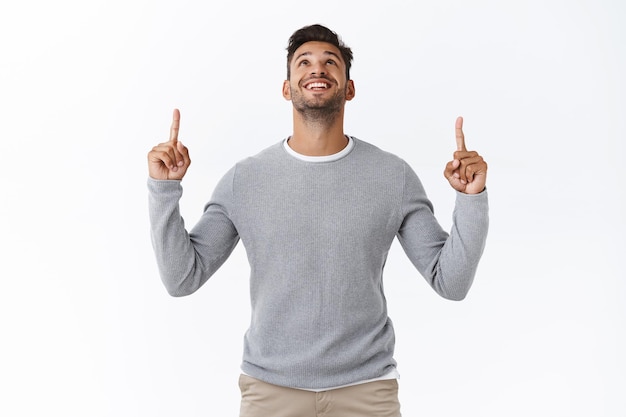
[161,271,204,297]
[442,290,469,301]
[432,273,473,301]
[165,285,196,297]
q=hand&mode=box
[148,108,191,180]
[443,117,487,194]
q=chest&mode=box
[233,167,403,246]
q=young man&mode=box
[148,24,488,417]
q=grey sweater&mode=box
[148,138,488,390]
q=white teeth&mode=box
[306,82,328,89]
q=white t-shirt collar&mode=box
[283,136,354,163]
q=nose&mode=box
[310,62,326,76]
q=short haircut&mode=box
[286,24,353,80]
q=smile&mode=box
[304,82,330,90]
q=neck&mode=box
[288,108,348,156]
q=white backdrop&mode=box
[1,0,624,416]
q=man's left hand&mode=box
[444,117,488,194]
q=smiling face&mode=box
[283,41,355,121]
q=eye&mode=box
[326,59,336,65]
[298,59,309,66]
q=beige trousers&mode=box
[238,374,402,417]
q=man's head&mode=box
[283,25,356,123]
[286,24,353,81]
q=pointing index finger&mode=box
[169,108,180,142]
[455,116,467,152]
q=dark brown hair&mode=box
[286,24,353,80]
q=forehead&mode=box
[292,41,343,63]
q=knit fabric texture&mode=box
[148,138,489,389]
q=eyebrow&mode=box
[294,50,342,63]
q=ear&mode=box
[282,80,291,100]
[345,80,356,101]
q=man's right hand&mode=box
[148,108,191,180]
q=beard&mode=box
[290,80,346,125]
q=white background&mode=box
[1,0,624,415]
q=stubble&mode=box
[290,80,346,126]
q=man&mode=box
[148,24,488,417]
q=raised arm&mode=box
[398,117,488,300]
[147,109,239,296]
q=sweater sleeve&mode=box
[396,162,489,300]
[148,167,240,297]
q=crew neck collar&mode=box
[282,136,354,163]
